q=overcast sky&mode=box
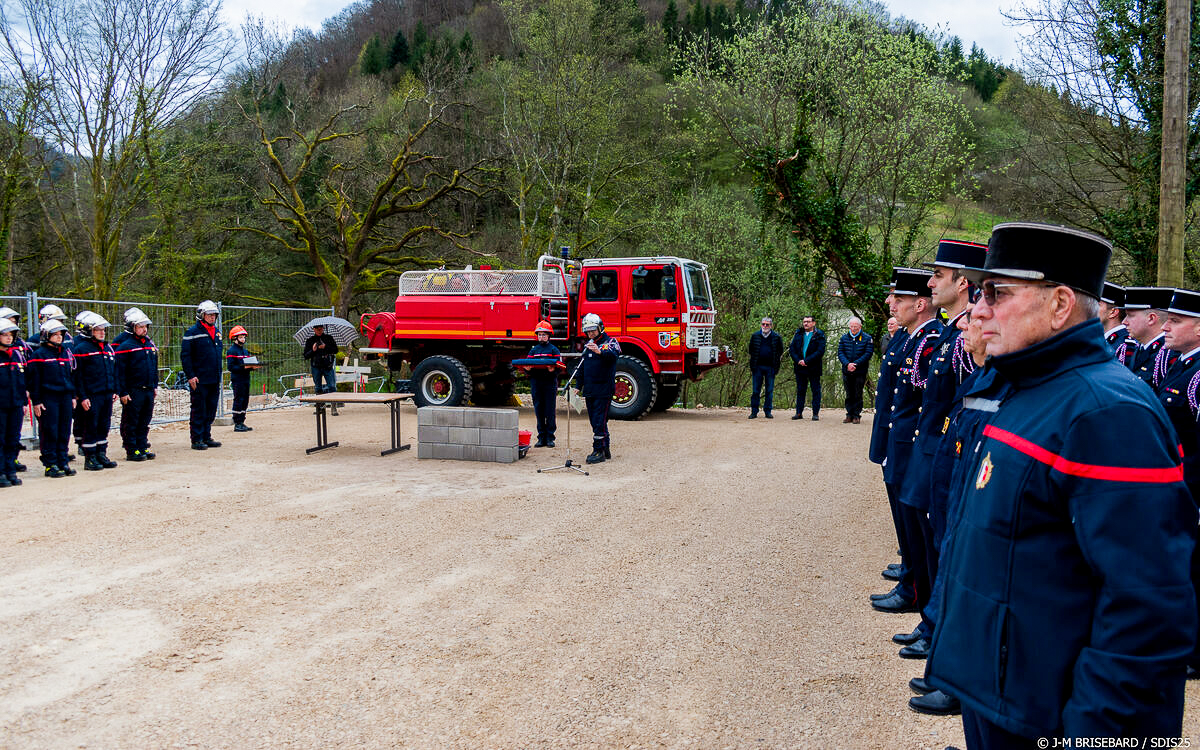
[219,0,1026,68]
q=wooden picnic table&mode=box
[298,392,414,456]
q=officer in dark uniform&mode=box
[27,304,67,347]
[1097,283,1133,365]
[181,300,223,450]
[893,240,987,677]
[72,313,118,470]
[0,319,26,486]
[871,274,909,587]
[27,319,76,477]
[929,223,1195,745]
[527,320,562,447]
[114,308,158,461]
[578,313,620,464]
[873,268,941,615]
[1125,286,1174,385]
[226,325,255,432]
[0,306,30,474]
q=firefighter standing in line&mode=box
[27,304,67,346]
[0,306,30,474]
[577,313,620,464]
[226,325,255,432]
[27,319,75,477]
[527,320,562,447]
[0,319,26,486]
[69,309,97,460]
[181,300,223,450]
[114,308,158,461]
[72,313,118,470]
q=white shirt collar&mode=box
[1104,323,1127,337]
[1182,346,1200,361]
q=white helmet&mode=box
[0,320,18,336]
[77,311,110,338]
[196,299,219,320]
[39,304,66,322]
[0,306,19,323]
[581,313,603,332]
[124,307,151,331]
[74,310,96,332]
[39,319,68,338]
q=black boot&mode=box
[60,463,76,476]
[603,444,611,459]
[44,465,66,478]
[12,460,25,472]
[97,452,117,469]
[0,474,11,487]
[127,450,145,462]
[6,473,20,486]
[84,455,103,471]
[585,441,606,464]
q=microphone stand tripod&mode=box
[538,353,588,476]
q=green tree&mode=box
[675,6,973,327]
[359,34,385,76]
[388,29,411,69]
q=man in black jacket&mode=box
[747,317,783,419]
[838,317,874,423]
[303,325,339,395]
[181,300,223,450]
[789,315,826,420]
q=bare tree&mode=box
[0,0,232,296]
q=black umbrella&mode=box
[293,316,361,347]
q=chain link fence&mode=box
[7,294,334,442]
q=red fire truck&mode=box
[359,253,733,419]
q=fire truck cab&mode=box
[359,254,732,419]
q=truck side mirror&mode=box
[664,278,677,303]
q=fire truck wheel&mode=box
[411,355,473,408]
[610,355,657,421]
[471,365,517,407]
[651,383,680,412]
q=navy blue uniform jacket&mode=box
[26,342,74,404]
[0,347,26,409]
[788,328,826,368]
[1131,334,1168,386]
[901,313,970,508]
[1155,349,1200,490]
[870,329,909,465]
[578,334,621,398]
[883,318,942,485]
[226,343,253,385]
[928,319,1196,739]
[181,321,223,385]
[526,341,562,385]
[114,334,158,394]
[72,338,116,395]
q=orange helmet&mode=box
[229,325,248,338]
[534,320,554,335]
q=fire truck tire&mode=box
[411,355,473,408]
[610,356,657,421]
[471,365,517,407]
[651,383,680,412]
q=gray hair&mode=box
[761,317,773,325]
[848,316,862,327]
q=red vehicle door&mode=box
[579,266,625,337]
[624,263,684,374]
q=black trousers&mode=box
[189,383,219,443]
[38,394,73,467]
[842,367,868,418]
[78,392,114,455]
[794,365,821,415]
[961,708,1039,749]
[586,395,611,451]
[231,379,249,425]
[884,480,916,601]
[0,405,22,473]
[120,389,155,452]
[530,378,557,442]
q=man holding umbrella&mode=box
[303,324,339,395]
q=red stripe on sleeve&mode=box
[983,424,1184,484]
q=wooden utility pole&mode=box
[1158,0,1190,287]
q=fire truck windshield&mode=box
[683,264,713,309]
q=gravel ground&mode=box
[1,403,1197,749]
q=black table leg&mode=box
[381,400,411,456]
[306,402,339,454]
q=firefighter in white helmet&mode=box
[181,300,223,449]
[27,319,76,477]
[114,307,158,461]
[73,313,118,471]
[577,313,621,464]
[29,304,67,346]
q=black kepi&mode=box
[1125,287,1176,311]
[1167,289,1200,318]
[959,222,1112,299]
[923,239,987,270]
[1100,282,1126,308]
[892,267,934,297]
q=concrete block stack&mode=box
[417,406,520,463]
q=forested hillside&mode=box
[0,0,1195,402]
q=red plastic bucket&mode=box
[518,430,531,447]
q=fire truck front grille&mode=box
[686,326,714,348]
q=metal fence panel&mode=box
[31,297,333,427]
